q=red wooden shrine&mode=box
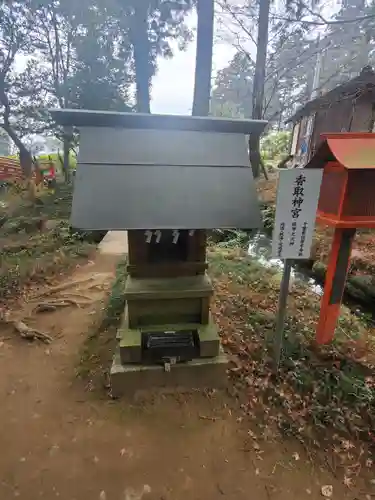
[305,132,375,344]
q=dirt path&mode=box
[0,232,357,500]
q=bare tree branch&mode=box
[270,13,375,26]
[217,0,257,46]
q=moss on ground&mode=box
[0,183,99,303]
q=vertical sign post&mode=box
[271,169,323,369]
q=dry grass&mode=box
[0,184,96,305]
[208,246,375,485]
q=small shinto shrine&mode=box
[288,66,375,165]
[50,109,266,396]
[305,132,375,344]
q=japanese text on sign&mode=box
[271,169,322,260]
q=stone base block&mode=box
[110,350,228,398]
[197,319,220,357]
[124,274,213,301]
[118,313,221,364]
[124,274,213,327]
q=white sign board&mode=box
[271,169,323,260]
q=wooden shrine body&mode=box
[50,109,267,392]
[305,133,375,344]
[123,229,214,365]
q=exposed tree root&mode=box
[32,298,90,313]
[0,310,52,343]
[32,277,96,298]
[58,292,93,301]
[0,272,108,345]
[13,320,53,343]
[0,312,53,344]
[32,274,108,299]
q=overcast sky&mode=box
[151,0,342,115]
[151,11,236,115]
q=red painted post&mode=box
[316,227,356,344]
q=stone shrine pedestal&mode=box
[110,229,228,397]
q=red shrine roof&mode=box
[305,133,375,170]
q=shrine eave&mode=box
[49,108,267,135]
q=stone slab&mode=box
[197,320,221,357]
[110,350,228,398]
[119,327,142,363]
[118,313,221,363]
[127,296,207,328]
[124,274,213,301]
[127,262,207,279]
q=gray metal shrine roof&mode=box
[50,109,267,231]
[49,108,267,135]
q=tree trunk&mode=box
[63,139,70,183]
[192,0,214,116]
[3,125,38,200]
[250,0,271,178]
[62,126,73,183]
[133,3,151,113]
[2,124,33,178]
[0,83,37,200]
[0,85,33,178]
[277,110,283,131]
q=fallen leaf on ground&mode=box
[321,485,333,498]
[343,476,353,488]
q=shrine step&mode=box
[118,314,221,364]
[123,274,213,300]
[127,261,208,279]
[124,274,213,328]
[110,348,228,398]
